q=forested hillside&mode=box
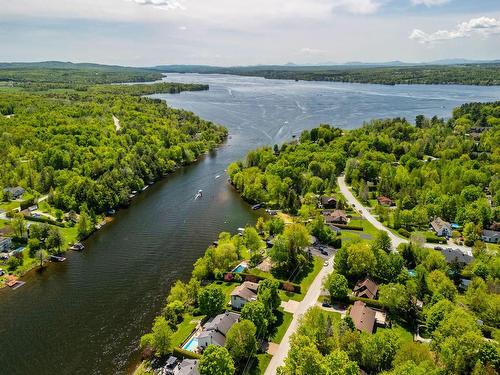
[157,63,500,86]
[228,102,499,230]
[0,77,225,215]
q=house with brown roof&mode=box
[350,301,376,333]
[353,278,378,299]
[377,196,394,207]
[350,301,387,334]
[230,281,259,309]
[324,209,348,225]
[430,217,452,237]
[320,196,337,209]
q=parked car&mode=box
[323,261,329,267]
[320,249,328,256]
[322,300,331,307]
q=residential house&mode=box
[481,229,500,243]
[377,196,394,207]
[439,247,474,265]
[430,217,452,237]
[197,312,239,349]
[353,278,378,299]
[324,210,348,225]
[0,236,12,252]
[320,196,337,209]
[3,186,25,199]
[174,359,199,375]
[230,281,259,309]
[349,301,387,334]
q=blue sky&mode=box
[1,0,499,66]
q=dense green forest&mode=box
[228,102,499,231]
[158,63,500,85]
[0,73,225,216]
[0,61,163,84]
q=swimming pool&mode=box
[232,263,247,273]
[182,336,198,352]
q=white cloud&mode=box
[331,0,382,15]
[411,0,450,6]
[410,16,500,43]
[300,47,327,54]
[129,0,185,10]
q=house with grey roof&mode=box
[0,236,12,252]
[197,312,239,349]
[439,247,473,265]
[481,229,500,243]
[174,359,199,375]
[3,186,25,200]
[230,281,259,309]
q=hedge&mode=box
[348,295,388,309]
[424,235,447,244]
[398,228,411,238]
[334,224,364,231]
[20,198,36,211]
[24,215,66,228]
[173,347,201,360]
[225,272,301,294]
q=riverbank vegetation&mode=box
[157,63,500,86]
[0,66,226,285]
[229,101,499,374]
[137,218,325,374]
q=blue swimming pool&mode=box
[232,263,247,273]
[182,336,198,352]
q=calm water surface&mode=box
[0,74,499,375]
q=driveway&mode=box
[337,176,472,256]
[264,255,334,375]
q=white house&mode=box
[430,217,452,237]
[230,281,259,309]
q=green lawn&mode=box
[171,313,204,347]
[349,219,380,237]
[278,289,302,302]
[299,256,323,293]
[213,280,239,305]
[377,323,413,342]
[0,201,20,211]
[271,307,293,344]
[245,353,273,375]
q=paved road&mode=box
[337,176,472,255]
[264,256,334,375]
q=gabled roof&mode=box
[377,196,393,205]
[177,359,200,375]
[203,311,239,336]
[320,196,337,206]
[325,210,347,223]
[353,278,378,299]
[431,217,451,233]
[439,248,474,265]
[482,229,500,239]
[197,330,226,347]
[350,301,376,334]
[231,281,259,302]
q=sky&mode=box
[1,0,499,66]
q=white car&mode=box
[323,261,329,267]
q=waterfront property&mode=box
[231,261,248,273]
[230,281,259,309]
[197,311,240,349]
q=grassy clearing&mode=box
[271,307,293,344]
[377,323,413,342]
[245,353,273,375]
[299,256,323,293]
[171,313,203,347]
[0,201,20,211]
[349,218,380,238]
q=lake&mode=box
[0,74,498,375]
